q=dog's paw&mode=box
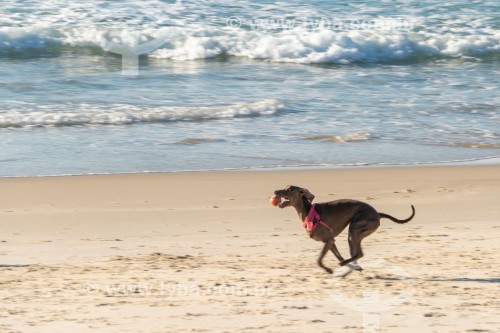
[324,267,333,274]
[347,263,363,271]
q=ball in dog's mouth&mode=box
[270,195,290,208]
[269,195,281,206]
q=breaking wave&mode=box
[1,23,499,64]
[0,100,284,129]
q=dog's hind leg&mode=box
[340,220,378,267]
[317,238,335,274]
[340,231,363,266]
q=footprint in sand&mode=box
[185,312,207,317]
[423,312,446,317]
[437,186,454,192]
[393,189,417,194]
[283,305,308,309]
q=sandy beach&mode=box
[0,166,499,332]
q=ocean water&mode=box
[0,0,499,177]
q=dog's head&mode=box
[273,185,315,209]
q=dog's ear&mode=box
[299,188,315,202]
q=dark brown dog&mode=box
[274,185,415,274]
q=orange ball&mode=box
[269,196,281,206]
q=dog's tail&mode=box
[379,205,415,224]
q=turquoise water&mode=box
[1,0,499,176]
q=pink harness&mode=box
[303,204,333,237]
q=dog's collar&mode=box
[303,204,333,236]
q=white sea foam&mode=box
[0,99,283,129]
[306,132,373,143]
[1,0,499,64]
[1,24,499,64]
[150,28,500,63]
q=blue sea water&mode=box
[0,0,499,177]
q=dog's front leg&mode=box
[330,240,345,263]
[317,238,335,274]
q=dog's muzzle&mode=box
[273,190,291,208]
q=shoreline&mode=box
[2,155,499,179]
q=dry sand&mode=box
[0,166,499,332]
